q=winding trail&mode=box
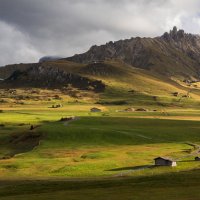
[176,142,200,161]
[113,165,153,177]
[63,117,80,126]
[90,128,152,140]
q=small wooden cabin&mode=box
[154,157,177,167]
[195,157,200,161]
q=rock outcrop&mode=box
[5,65,105,92]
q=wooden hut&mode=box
[154,157,177,167]
[195,156,200,161]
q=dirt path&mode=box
[62,117,80,126]
[113,165,153,177]
[176,143,200,161]
[90,128,152,140]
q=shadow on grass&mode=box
[0,130,43,160]
[14,111,42,116]
[2,115,200,161]
[178,160,197,163]
[106,165,154,172]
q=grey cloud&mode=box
[0,20,42,66]
[0,0,200,66]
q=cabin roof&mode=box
[154,157,175,162]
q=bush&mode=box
[96,100,127,105]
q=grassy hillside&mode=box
[2,59,200,107]
[1,170,200,200]
[0,85,199,199]
[0,105,200,199]
[53,59,200,106]
[1,56,200,114]
[1,103,200,178]
[0,57,200,199]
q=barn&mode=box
[154,157,177,167]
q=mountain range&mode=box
[0,27,200,104]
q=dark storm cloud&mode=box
[0,0,200,66]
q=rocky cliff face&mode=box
[65,27,200,79]
[66,37,151,68]
[160,27,200,61]
[5,65,105,92]
[0,63,37,79]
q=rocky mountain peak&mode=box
[162,26,186,41]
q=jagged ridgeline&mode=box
[0,27,200,94]
[66,26,200,79]
[1,65,105,92]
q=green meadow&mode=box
[1,95,200,199]
[1,170,200,200]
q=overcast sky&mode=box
[1,0,200,66]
